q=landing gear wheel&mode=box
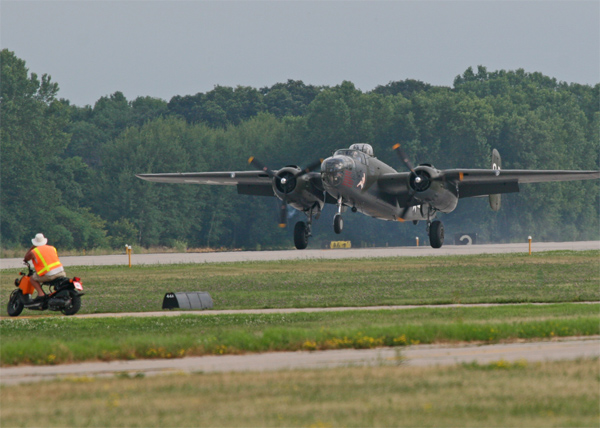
[429,220,444,248]
[294,221,309,250]
[7,290,24,317]
[61,292,82,316]
[333,214,343,234]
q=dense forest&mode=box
[1,49,598,251]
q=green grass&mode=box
[1,304,598,365]
[1,359,598,427]
[2,250,598,315]
[2,252,598,427]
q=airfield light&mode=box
[416,237,419,247]
[125,245,132,267]
[528,236,532,255]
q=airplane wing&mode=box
[378,169,600,199]
[136,171,270,185]
[136,171,275,196]
[445,169,600,198]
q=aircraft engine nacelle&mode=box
[410,165,458,213]
[272,166,324,212]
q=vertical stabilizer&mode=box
[489,149,502,211]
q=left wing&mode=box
[446,169,600,198]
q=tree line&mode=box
[1,49,598,251]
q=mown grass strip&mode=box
[2,304,598,366]
[2,250,598,315]
[1,360,598,427]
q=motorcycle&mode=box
[7,264,84,316]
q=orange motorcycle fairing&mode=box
[18,276,35,295]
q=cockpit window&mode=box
[349,143,374,156]
[334,150,367,165]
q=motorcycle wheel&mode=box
[7,290,24,317]
[61,292,81,316]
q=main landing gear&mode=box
[421,205,444,248]
[294,222,309,249]
[427,220,444,248]
[293,205,320,250]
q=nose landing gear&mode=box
[333,197,344,234]
[333,214,343,234]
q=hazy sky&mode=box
[2,1,598,106]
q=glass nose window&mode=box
[321,157,354,187]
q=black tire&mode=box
[61,292,81,316]
[294,221,309,250]
[429,220,444,248]
[7,290,24,317]
[333,214,343,234]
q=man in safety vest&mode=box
[23,233,66,301]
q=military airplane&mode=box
[137,144,600,249]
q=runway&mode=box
[1,241,598,270]
[62,301,597,320]
[2,241,597,385]
[1,337,598,385]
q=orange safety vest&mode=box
[31,245,63,276]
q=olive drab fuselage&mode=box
[320,146,457,222]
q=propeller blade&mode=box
[399,205,410,220]
[399,194,415,220]
[248,156,274,178]
[297,159,324,177]
[392,144,415,173]
[279,197,287,228]
[249,155,323,229]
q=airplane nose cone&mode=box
[321,158,345,187]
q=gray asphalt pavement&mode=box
[67,301,597,320]
[2,337,598,385]
[1,241,598,270]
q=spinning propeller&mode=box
[392,144,432,219]
[248,156,322,228]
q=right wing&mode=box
[136,171,275,196]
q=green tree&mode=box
[0,49,107,248]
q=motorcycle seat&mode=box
[42,277,69,287]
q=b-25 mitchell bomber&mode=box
[137,144,599,249]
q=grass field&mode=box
[1,304,598,365]
[1,359,598,427]
[1,251,599,427]
[2,250,598,316]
